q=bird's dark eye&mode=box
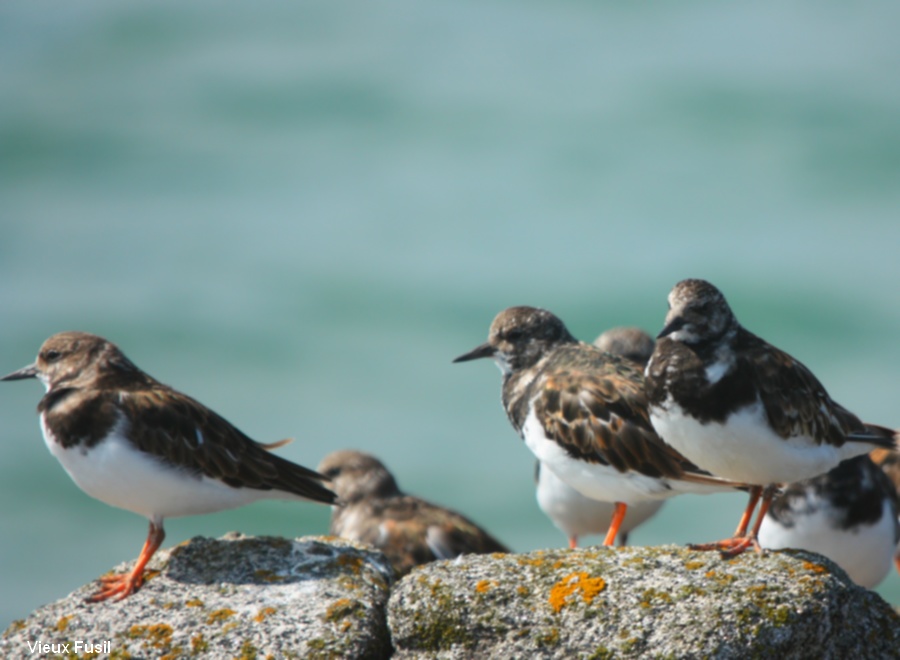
[43,349,61,362]
[322,467,340,479]
[504,330,524,342]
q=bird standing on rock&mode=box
[645,279,898,556]
[2,331,336,601]
[455,306,750,547]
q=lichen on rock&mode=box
[1,533,394,659]
[387,545,900,659]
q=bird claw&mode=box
[689,536,764,559]
[86,572,143,602]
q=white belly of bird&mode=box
[40,414,290,519]
[649,397,868,485]
[536,462,663,539]
[758,498,897,589]
[521,406,724,504]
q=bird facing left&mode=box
[2,331,336,602]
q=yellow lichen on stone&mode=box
[254,607,278,623]
[185,598,204,608]
[56,615,72,632]
[684,560,705,570]
[128,623,175,651]
[237,639,259,659]
[802,560,828,574]
[190,634,209,653]
[206,608,236,625]
[337,554,364,574]
[324,598,356,623]
[475,580,498,594]
[548,571,607,613]
[253,569,286,583]
[518,557,545,567]
[4,619,27,637]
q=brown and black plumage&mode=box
[593,326,655,367]
[454,306,748,546]
[2,331,335,601]
[534,326,665,549]
[758,455,900,588]
[870,448,900,575]
[318,450,508,577]
[645,278,898,555]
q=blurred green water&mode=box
[1,0,899,629]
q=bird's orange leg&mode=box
[733,486,762,538]
[690,485,769,556]
[603,502,627,547]
[87,520,165,602]
[568,536,578,549]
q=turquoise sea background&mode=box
[2,1,899,628]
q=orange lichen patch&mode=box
[128,624,174,649]
[160,650,186,660]
[684,560,705,570]
[475,580,498,594]
[802,561,828,574]
[185,598,204,608]
[190,634,209,653]
[518,557,546,568]
[5,619,27,635]
[517,586,530,597]
[705,570,716,578]
[324,598,357,623]
[548,572,607,613]
[253,569,286,583]
[206,608,236,625]
[491,552,507,559]
[254,607,278,623]
[337,554,364,574]
[56,615,72,633]
[552,560,566,570]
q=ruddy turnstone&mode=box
[869,448,900,575]
[535,461,663,548]
[318,450,508,577]
[2,331,336,602]
[645,279,898,556]
[534,326,664,549]
[593,326,656,366]
[758,455,900,588]
[454,306,748,547]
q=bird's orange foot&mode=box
[689,536,763,559]
[86,571,144,602]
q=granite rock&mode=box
[387,545,900,659]
[1,533,394,659]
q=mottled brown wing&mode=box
[533,357,688,480]
[746,338,889,448]
[870,448,900,500]
[334,497,507,577]
[120,387,336,504]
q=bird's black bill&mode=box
[452,342,495,363]
[1,364,38,381]
[657,317,685,339]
